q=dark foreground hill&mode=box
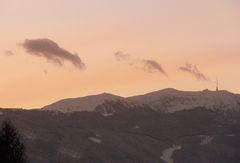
[0,107,240,163]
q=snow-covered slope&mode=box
[128,88,240,112]
[43,89,240,113]
[42,93,124,112]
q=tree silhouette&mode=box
[0,120,28,163]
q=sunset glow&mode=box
[1,0,240,108]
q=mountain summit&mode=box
[42,93,123,112]
[128,89,240,112]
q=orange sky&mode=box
[0,0,240,108]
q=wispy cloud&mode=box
[114,51,130,61]
[43,69,48,75]
[142,59,167,75]
[114,51,167,76]
[20,38,85,70]
[5,50,14,56]
[179,64,208,81]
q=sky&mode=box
[0,0,240,108]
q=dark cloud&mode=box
[142,59,167,76]
[114,51,130,61]
[179,64,208,81]
[5,50,14,56]
[20,38,85,69]
[114,51,167,76]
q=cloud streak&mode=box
[142,59,167,75]
[179,64,208,81]
[20,38,85,69]
[114,51,130,61]
[114,51,167,76]
[5,50,14,56]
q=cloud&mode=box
[43,69,48,74]
[5,50,14,56]
[114,51,130,61]
[142,59,167,76]
[114,51,167,76]
[179,64,208,81]
[20,38,85,69]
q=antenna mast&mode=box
[216,77,219,91]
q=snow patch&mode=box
[200,136,214,145]
[88,137,102,144]
[102,113,113,117]
[95,134,101,138]
[161,145,182,163]
[227,134,235,137]
[133,125,140,129]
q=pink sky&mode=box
[0,0,240,108]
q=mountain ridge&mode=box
[128,88,240,112]
[42,88,240,113]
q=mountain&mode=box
[3,89,240,162]
[42,93,123,112]
[43,88,240,113]
[128,88,240,112]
